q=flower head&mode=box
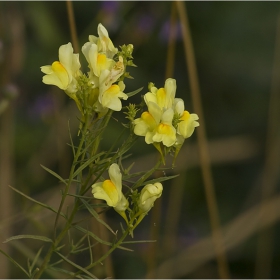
[133,101,162,144]
[89,23,118,59]
[41,43,81,93]
[174,98,199,139]
[144,78,176,110]
[152,108,177,147]
[92,163,128,222]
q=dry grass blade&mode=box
[175,1,230,278]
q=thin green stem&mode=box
[53,114,90,237]
[74,227,130,277]
[132,158,163,190]
[34,116,90,279]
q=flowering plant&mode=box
[1,23,199,279]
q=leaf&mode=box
[133,174,180,189]
[8,185,66,218]
[48,266,90,279]
[40,164,67,185]
[68,120,76,157]
[74,226,112,246]
[55,251,97,279]
[126,87,143,98]
[72,152,106,178]
[80,199,115,235]
[74,226,133,251]
[29,247,43,277]
[122,239,157,244]
[4,235,53,243]
[0,248,29,277]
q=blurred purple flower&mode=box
[137,14,155,35]
[159,19,182,43]
[28,92,55,122]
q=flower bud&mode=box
[138,183,163,213]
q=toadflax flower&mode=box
[144,78,176,110]
[88,23,118,59]
[133,182,163,229]
[41,43,81,93]
[174,98,199,139]
[152,108,177,147]
[92,163,128,223]
[137,183,163,214]
[133,101,162,144]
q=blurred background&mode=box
[1,1,280,278]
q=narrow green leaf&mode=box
[0,248,29,277]
[4,235,53,243]
[126,87,143,97]
[48,266,89,279]
[87,234,93,264]
[68,120,75,157]
[133,174,180,189]
[40,164,67,185]
[74,225,112,246]
[30,247,43,275]
[8,185,66,218]
[80,199,115,235]
[74,226,133,251]
[122,239,157,244]
[72,152,106,178]
[55,251,97,279]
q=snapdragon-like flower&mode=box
[88,23,118,59]
[41,43,81,93]
[92,163,128,222]
[144,78,176,110]
[152,108,177,147]
[82,42,114,78]
[174,98,199,139]
[98,69,128,111]
[134,101,162,144]
[137,183,163,214]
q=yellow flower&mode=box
[89,23,118,59]
[92,163,128,222]
[174,98,199,139]
[144,78,176,110]
[152,108,177,147]
[41,43,81,92]
[82,42,114,78]
[134,101,162,144]
[98,70,128,111]
[138,183,163,213]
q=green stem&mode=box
[74,227,130,277]
[34,115,90,279]
[53,114,90,237]
[132,158,163,190]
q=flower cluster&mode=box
[92,163,163,228]
[41,24,134,116]
[134,78,199,149]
